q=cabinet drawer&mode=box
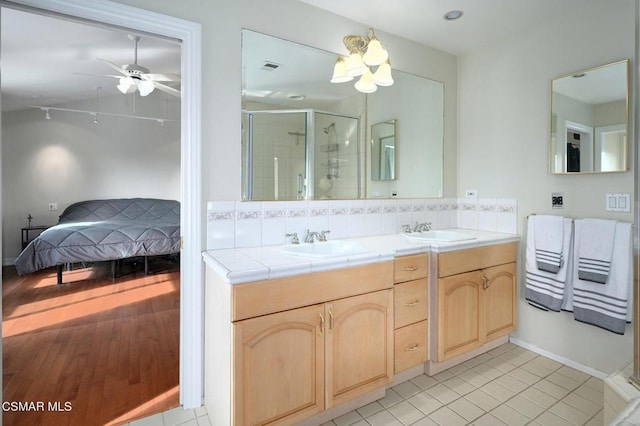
[394,279,428,328]
[394,254,428,283]
[438,242,517,278]
[394,320,428,373]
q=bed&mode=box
[15,198,180,284]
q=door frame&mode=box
[1,0,203,409]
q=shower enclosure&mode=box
[242,109,360,201]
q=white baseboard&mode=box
[510,337,608,380]
[3,258,16,267]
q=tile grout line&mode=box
[379,344,597,426]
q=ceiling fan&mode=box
[96,34,181,97]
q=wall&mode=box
[2,93,180,261]
[113,0,458,202]
[457,0,635,374]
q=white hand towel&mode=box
[577,218,617,284]
[525,216,573,311]
[533,215,565,273]
[573,221,632,334]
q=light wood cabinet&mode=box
[231,265,394,426]
[233,304,325,426]
[435,243,517,362]
[326,290,394,408]
[393,254,429,373]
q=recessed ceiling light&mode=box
[287,94,306,100]
[443,10,464,21]
[572,73,586,78]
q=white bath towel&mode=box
[577,218,617,284]
[572,220,633,334]
[533,215,566,273]
[525,216,573,311]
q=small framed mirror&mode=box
[549,59,629,174]
[371,119,397,180]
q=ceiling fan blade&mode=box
[154,81,182,97]
[97,58,128,76]
[74,72,122,80]
[143,73,181,82]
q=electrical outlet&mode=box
[48,202,58,211]
[464,189,478,198]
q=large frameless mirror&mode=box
[241,29,444,200]
[549,59,629,174]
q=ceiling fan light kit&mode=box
[96,34,181,98]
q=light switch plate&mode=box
[606,193,631,212]
[552,192,564,209]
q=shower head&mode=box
[323,122,336,134]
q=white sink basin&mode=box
[281,240,367,258]
[402,230,477,242]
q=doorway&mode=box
[0,0,203,422]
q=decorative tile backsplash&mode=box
[207,198,518,250]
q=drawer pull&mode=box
[405,344,420,352]
[403,265,419,271]
[403,300,420,307]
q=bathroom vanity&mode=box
[203,230,519,426]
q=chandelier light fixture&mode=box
[330,28,393,93]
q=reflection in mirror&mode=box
[371,120,396,180]
[241,29,444,200]
[550,60,629,174]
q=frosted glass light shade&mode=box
[117,77,133,93]
[345,52,368,77]
[330,57,353,83]
[138,80,155,96]
[373,62,394,86]
[117,77,137,94]
[354,70,377,93]
[362,38,388,66]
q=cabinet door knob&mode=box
[403,300,420,307]
[405,343,420,352]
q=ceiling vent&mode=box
[262,61,281,71]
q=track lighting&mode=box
[330,28,393,93]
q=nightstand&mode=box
[21,225,51,250]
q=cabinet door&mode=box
[233,304,324,426]
[485,263,517,341]
[325,290,393,408]
[437,271,485,361]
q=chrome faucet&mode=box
[285,232,300,244]
[304,229,331,243]
[413,222,432,232]
[304,229,322,243]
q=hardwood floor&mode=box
[2,258,180,426]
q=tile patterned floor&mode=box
[127,342,605,426]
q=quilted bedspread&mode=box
[14,198,180,275]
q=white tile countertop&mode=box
[202,228,520,285]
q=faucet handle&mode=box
[424,222,432,231]
[319,230,330,241]
[285,232,299,244]
[402,224,412,233]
